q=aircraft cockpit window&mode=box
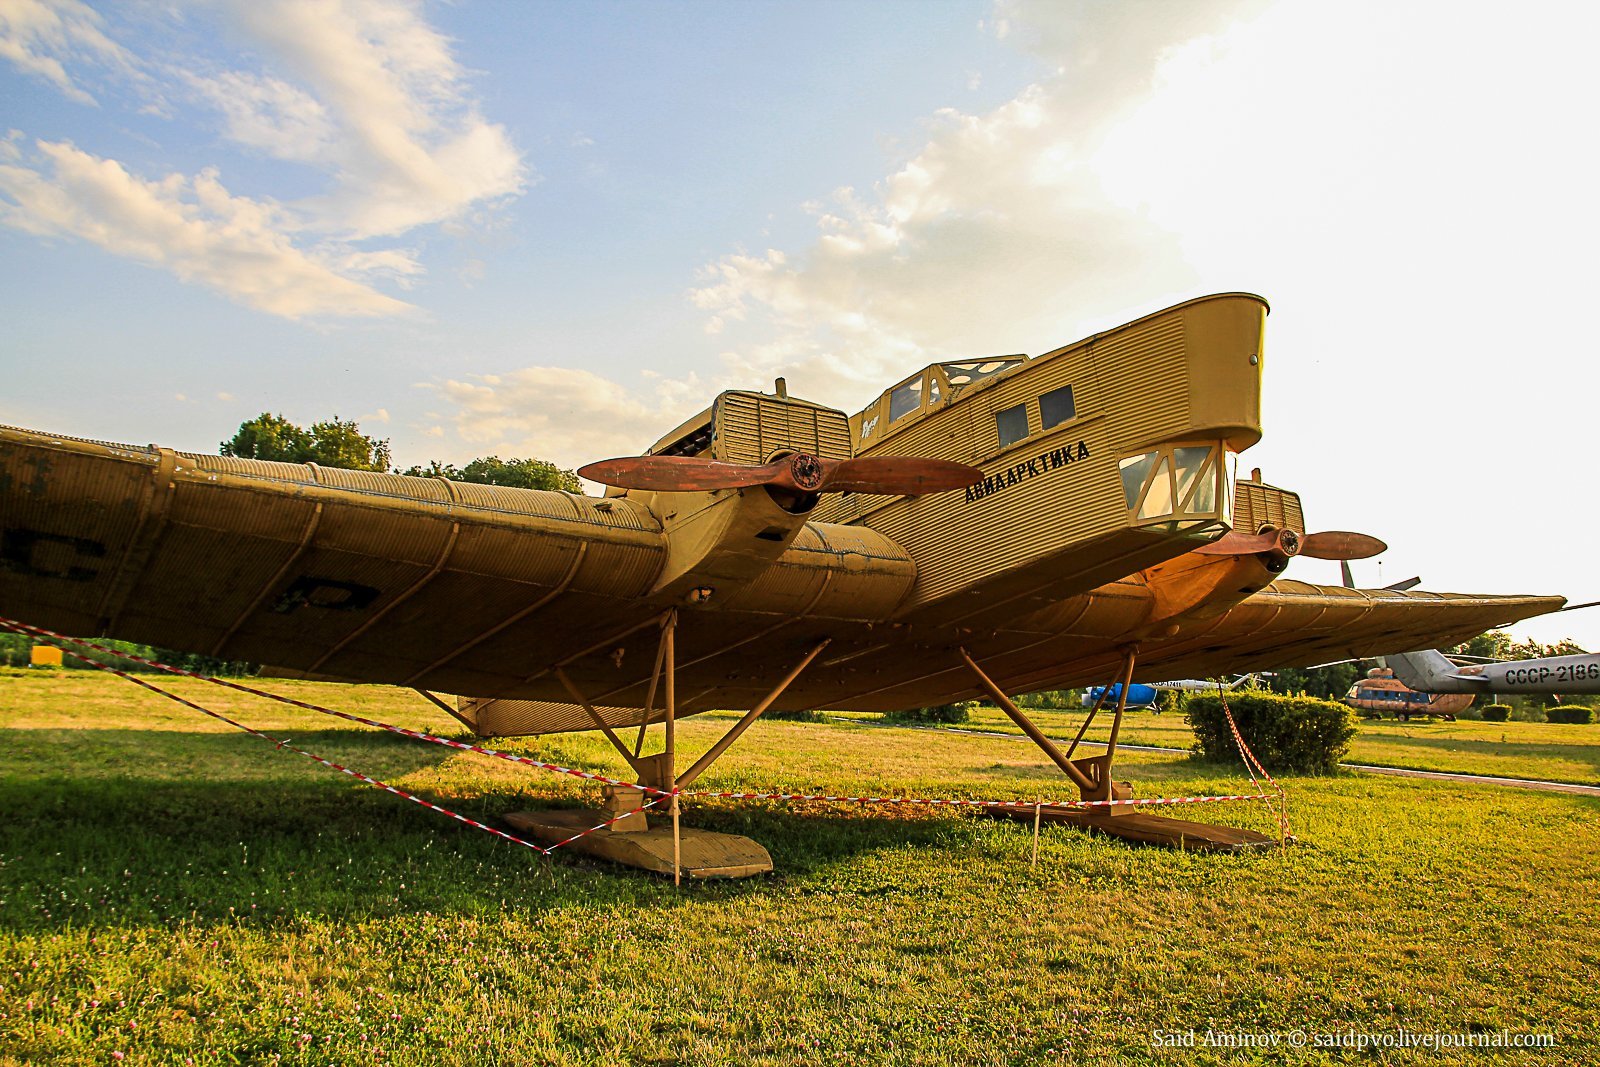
[1173,446,1215,514]
[928,374,941,406]
[889,378,925,422]
[995,403,1028,448]
[1119,454,1157,509]
[1120,441,1229,529]
[1039,385,1075,429]
[943,358,1023,387]
[1137,455,1175,519]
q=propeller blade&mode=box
[579,452,983,497]
[577,455,785,492]
[819,456,983,496]
[1193,530,1283,556]
[1298,531,1387,560]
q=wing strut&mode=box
[960,646,1143,807]
[959,647,1099,794]
[676,638,832,789]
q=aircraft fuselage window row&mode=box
[1355,688,1431,705]
[991,384,1077,450]
[860,357,1029,444]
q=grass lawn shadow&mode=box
[0,727,1019,932]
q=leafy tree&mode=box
[1262,660,1362,701]
[1450,630,1515,661]
[222,413,390,472]
[401,455,579,492]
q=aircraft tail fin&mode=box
[1381,649,1472,691]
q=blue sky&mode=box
[3,0,1599,649]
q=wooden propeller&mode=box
[1194,528,1387,563]
[578,452,984,497]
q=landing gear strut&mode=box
[960,646,1282,852]
[504,610,830,880]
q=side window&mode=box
[927,373,941,406]
[889,379,924,421]
[1039,384,1075,429]
[995,403,1028,448]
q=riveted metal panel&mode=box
[1233,479,1305,534]
[714,392,852,464]
[312,466,455,503]
[714,521,916,619]
[1097,314,1189,451]
[178,452,315,482]
[0,427,165,633]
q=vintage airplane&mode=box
[0,292,1566,875]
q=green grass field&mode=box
[2,669,1598,1065]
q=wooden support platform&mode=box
[504,809,773,878]
[983,804,1283,853]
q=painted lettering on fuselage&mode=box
[965,441,1089,503]
[1502,662,1600,686]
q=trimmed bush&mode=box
[1545,706,1595,725]
[1185,691,1356,774]
[1481,704,1512,722]
[882,702,972,725]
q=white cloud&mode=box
[188,69,338,161]
[0,0,526,318]
[0,140,412,317]
[213,0,526,239]
[0,0,135,106]
[434,367,703,472]
[686,1,1269,413]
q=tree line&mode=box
[220,412,579,491]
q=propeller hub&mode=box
[788,453,825,491]
[1277,528,1300,557]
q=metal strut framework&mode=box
[960,645,1140,807]
[542,610,831,883]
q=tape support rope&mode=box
[2,616,1282,855]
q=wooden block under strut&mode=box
[601,785,651,832]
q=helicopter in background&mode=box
[1343,666,1473,721]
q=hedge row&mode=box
[1185,691,1357,774]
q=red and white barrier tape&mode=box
[0,617,668,797]
[679,788,1271,809]
[3,615,1285,854]
[1216,683,1292,839]
[1,617,678,858]
[4,626,552,853]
